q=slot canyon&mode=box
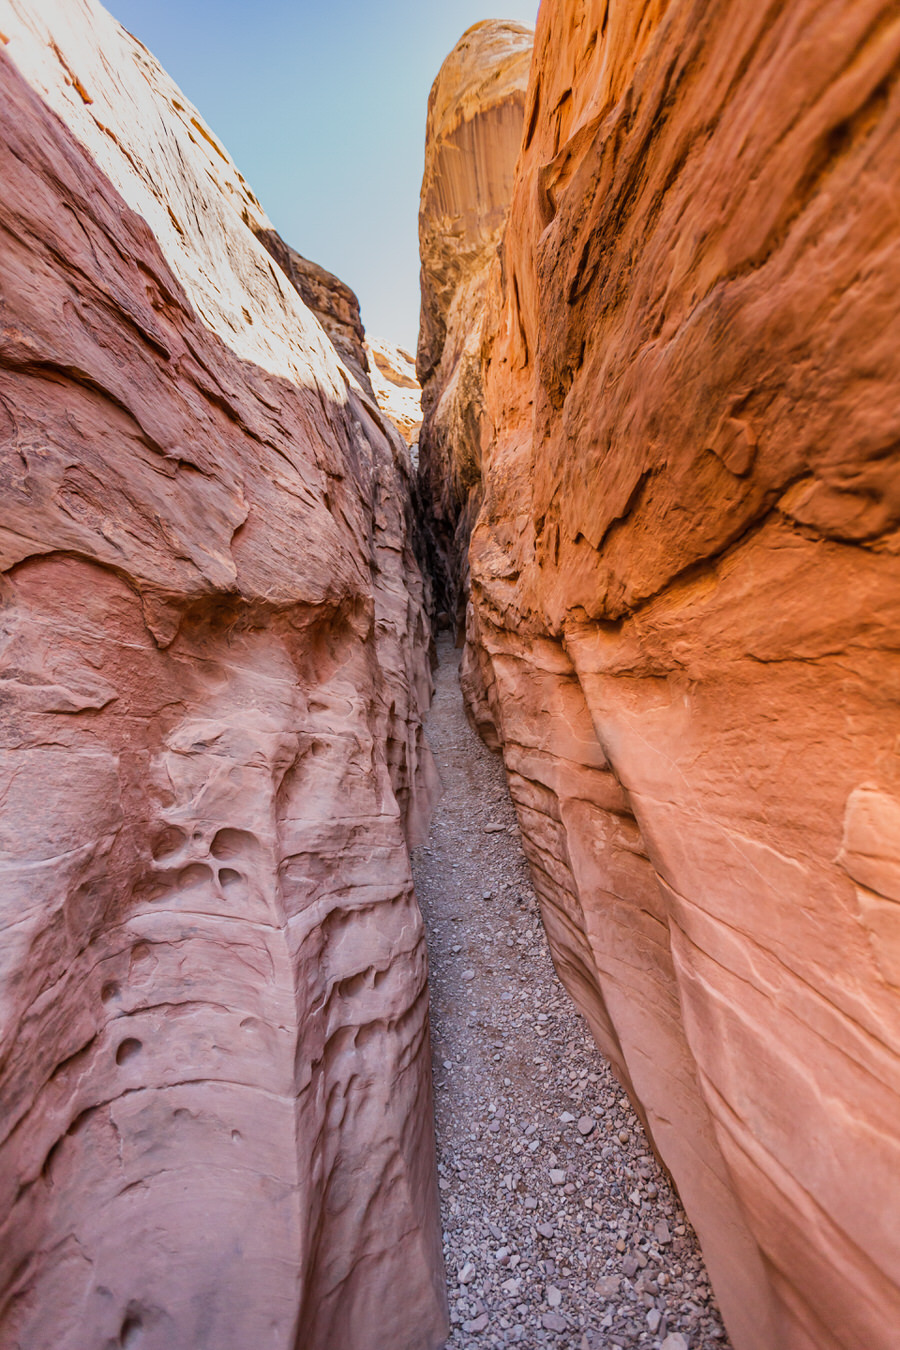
[0,2,898,1350]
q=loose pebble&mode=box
[412,640,731,1350]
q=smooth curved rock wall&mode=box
[420,2,900,1348]
[0,3,446,1347]
[416,20,533,626]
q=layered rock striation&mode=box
[417,20,534,626]
[0,2,445,1348]
[420,3,900,1349]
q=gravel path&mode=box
[411,638,732,1350]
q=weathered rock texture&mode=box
[0,3,446,1348]
[420,3,900,1349]
[417,20,533,624]
[254,227,375,396]
[366,336,422,450]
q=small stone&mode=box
[647,1309,662,1333]
[655,1218,672,1245]
[546,1286,562,1308]
[461,969,476,982]
[577,1116,596,1135]
[549,1169,566,1185]
[458,1263,476,1285]
[617,1130,630,1144]
[523,1195,538,1210]
[661,1336,689,1350]
[463,1313,489,1333]
[595,1276,621,1298]
[622,1254,639,1278]
[542,1312,567,1332]
[559,1111,576,1123]
[536,1222,555,1238]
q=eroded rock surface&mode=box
[366,336,423,450]
[419,3,900,1349]
[254,227,375,395]
[0,2,446,1348]
[417,19,533,624]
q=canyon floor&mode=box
[411,640,731,1350]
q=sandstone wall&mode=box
[253,226,375,396]
[417,20,534,626]
[0,3,446,1347]
[366,336,423,450]
[420,2,900,1348]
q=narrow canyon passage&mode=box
[1,5,896,1348]
[411,641,730,1350]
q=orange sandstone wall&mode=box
[423,2,900,1347]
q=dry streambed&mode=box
[412,640,731,1350]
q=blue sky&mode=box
[107,0,539,352]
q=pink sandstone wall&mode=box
[0,2,446,1346]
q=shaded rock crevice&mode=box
[416,19,534,632]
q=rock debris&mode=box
[412,640,731,1350]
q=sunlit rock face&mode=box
[0,3,446,1348]
[366,337,423,450]
[253,227,376,396]
[416,19,533,625]
[420,2,900,1347]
